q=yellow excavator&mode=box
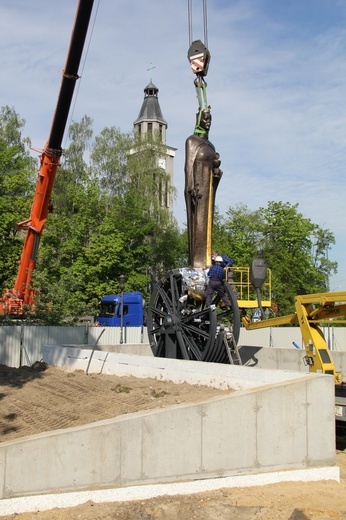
[237,259,346,425]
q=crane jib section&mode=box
[0,0,95,315]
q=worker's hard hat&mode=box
[215,256,223,262]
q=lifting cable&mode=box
[187,0,210,133]
[203,0,208,48]
[188,0,208,48]
[63,0,101,152]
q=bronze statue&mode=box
[184,107,222,268]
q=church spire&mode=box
[133,82,167,143]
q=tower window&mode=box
[148,122,152,132]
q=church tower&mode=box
[133,82,175,213]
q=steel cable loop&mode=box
[188,0,193,46]
[63,0,101,150]
[188,0,208,48]
[203,0,208,48]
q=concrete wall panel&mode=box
[2,325,345,369]
[277,348,306,371]
[255,382,308,469]
[305,375,336,465]
[238,326,346,351]
[41,347,312,390]
[24,327,85,366]
[238,346,346,379]
[3,423,121,496]
[239,327,303,349]
[201,392,257,472]
[119,416,143,483]
[88,327,145,346]
[332,351,346,377]
[142,406,203,480]
[0,326,21,367]
[0,348,337,499]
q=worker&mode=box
[211,251,233,268]
[206,256,230,310]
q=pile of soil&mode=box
[0,363,230,442]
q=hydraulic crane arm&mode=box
[1,0,94,315]
[242,291,346,385]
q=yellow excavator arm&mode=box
[242,291,346,385]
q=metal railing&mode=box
[226,266,272,309]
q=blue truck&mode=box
[96,292,146,327]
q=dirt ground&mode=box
[0,363,345,520]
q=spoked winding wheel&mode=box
[147,269,240,363]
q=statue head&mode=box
[194,107,212,135]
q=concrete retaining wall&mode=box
[1,325,345,369]
[238,326,346,351]
[59,343,153,357]
[0,347,337,499]
[58,342,346,378]
[42,346,311,389]
[0,326,146,368]
[239,345,346,378]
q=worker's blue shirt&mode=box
[208,264,225,281]
[221,255,233,268]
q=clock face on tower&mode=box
[158,158,166,169]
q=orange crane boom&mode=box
[1,0,94,315]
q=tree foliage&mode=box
[0,106,338,322]
[213,201,337,314]
[32,119,181,320]
[0,106,36,289]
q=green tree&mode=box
[32,120,183,320]
[90,128,181,282]
[216,201,337,315]
[91,126,131,196]
[34,117,104,318]
[0,106,36,290]
[212,204,263,266]
[9,108,337,323]
[259,202,337,311]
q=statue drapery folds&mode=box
[184,107,222,268]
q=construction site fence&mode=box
[0,324,345,369]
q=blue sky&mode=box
[0,0,345,290]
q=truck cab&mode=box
[97,292,145,327]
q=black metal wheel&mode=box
[147,270,217,361]
[147,270,240,363]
